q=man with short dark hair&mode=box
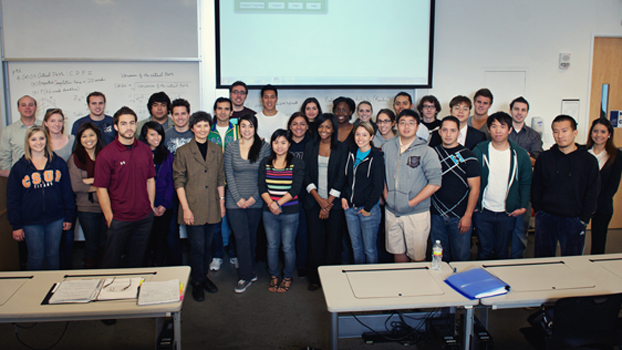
[417,95,442,136]
[383,109,441,262]
[430,116,480,261]
[165,99,194,155]
[207,97,238,271]
[508,96,543,258]
[532,115,600,257]
[71,92,116,146]
[429,95,487,150]
[256,85,286,140]
[229,81,255,124]
[95,106,156,268]
[468,88,493,137]
[392,92,429,141]
[137,91,173,132]
[473,112,531,260]
[0,95,41,178]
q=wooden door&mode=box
[589,37,622,228]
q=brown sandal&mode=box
[268,276,279,293]
[277,278,292,293]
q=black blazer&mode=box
[596,149,622,214]
[429,125,487,150]
[303,140,348,210]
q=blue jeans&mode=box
[23,218,64,270]
[212,213,236,259]
[78,211,107,263]
[430,214,472,262]
[474,209,516,260]
[534,211,586,257]
[186,223,216,283]
[510,203,531,259]
[263,211,299,279]
[344,204,381,264]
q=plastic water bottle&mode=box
[431,240,443,270]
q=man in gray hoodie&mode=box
[383,109,442,262]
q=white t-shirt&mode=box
[256,111,287,141]
[216,125,229,141]
[458,125,468,147]
[482,143,511,212]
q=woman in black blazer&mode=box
[587,118,622,254]
[303,113,348,291]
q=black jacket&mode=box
[531,144,600,223]
[303,140,347,210]
[429,126,487,150]
[343,145,385,212]
[595,149,622,214]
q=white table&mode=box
[448,254,622,310]
[0,266,190,350]
[319,262,479,350]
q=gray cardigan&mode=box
[224,140,270,210]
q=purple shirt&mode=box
[94,138,156,221]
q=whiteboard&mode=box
[7,61,201,128]
[1,0,199,60]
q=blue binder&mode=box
[445,267,510,300]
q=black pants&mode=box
[591,209,613,255]
[306,205,344,285]
[102,212,154,268]
[149,208,174,266]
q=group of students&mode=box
[3,84,621,304]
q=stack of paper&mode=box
[137,279,182,306]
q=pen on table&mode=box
[447,262,457,273]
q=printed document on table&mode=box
[137,279,181,306]
[49,279,103,304]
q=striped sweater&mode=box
[258,156,305,215]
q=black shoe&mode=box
[203,277,218,293]
[308,283,321,292]
[192,283,205,302]
[298,268,307,278]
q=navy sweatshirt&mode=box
[7,153,75,230]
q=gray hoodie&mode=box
[383,136,442,216]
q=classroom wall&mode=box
[200,0,622,145]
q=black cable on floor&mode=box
[13,322,69,350]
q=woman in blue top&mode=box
[259,129,305,293]
[140,122,175,266]
[342,122,385,264]
[7,125,75,270]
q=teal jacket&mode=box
[207,122,239,152]
[473,140,531,213]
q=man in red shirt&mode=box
[94,106,156,268]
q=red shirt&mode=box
[94,138,156,222]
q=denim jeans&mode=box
[229,208,262,281]
[430,214,472,262]
[474,209,516,260]
[186,222,216,283]
[510,202,531,259]
[77,211,107,262]
[212,213,236,260]
[344,204,381,264]
[534,211,586,258]
[23,218,64,270]
[263,211,299,279]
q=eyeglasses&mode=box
[422,105,436,110]
[399,121,417,127]
[231,90,247,95]
[377,120,393,124]
[102,277,132,292]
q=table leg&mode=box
[478,306,488,329]
[464,307,474,350]
[330,312,338,350]
[155,317,163,348]
[174,311,182,350]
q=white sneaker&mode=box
[235,279,254,293]
[209,258,223,271]
[230,257,239,269]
